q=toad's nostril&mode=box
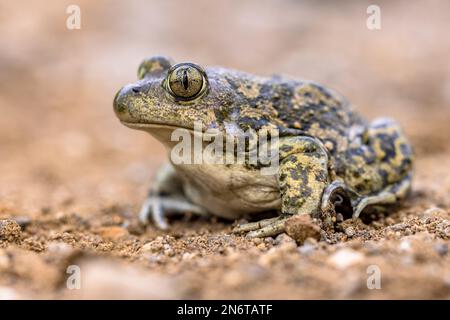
[132,86,140,93]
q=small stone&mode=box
[444,227,450,238]
[256,243,266,250]
[164,248,175,257]
[385,217,395,225]
[251,238,262,245]
[422,207,447,218]
[344,226,355,237]
[95,226,129,240]
[391,223,408,232]
[398,239,412,252]
[0,250,11,270]
[434,243,448,256]
[328,248,364,269]
[0,219,22,243]
[304,237,318,246]
[274,233,296,246]
[182,252,196,260]
[141,241,164,253]
[46,242,73,255]
[13,216,32,229]
[298,243,316,256]
[285,215,321,245]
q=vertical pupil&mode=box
[182,69,189,90]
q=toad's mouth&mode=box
[121,121,195,132]
[120,121,204,145]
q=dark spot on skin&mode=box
[378,169,389,186]
[296,165,310,185]
[280,145,293,153]
[399,158,413,175]
[348,146,375,164]
[289,168,300,181]
[283,197,300,209]
[314,84,333,100]
[238,116,269,131]
[300,186,312,198]
[400,143,413,158]
[376,133,397,161]
[315,170,327,182]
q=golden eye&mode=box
[167,63,206,100]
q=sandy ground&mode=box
[0,0,449,299]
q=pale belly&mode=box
[175,163,281,220]
[139,124,282,219]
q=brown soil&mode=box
[0,0,449,299]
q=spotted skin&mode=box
[278,136,329,217]
[113,56,414,238]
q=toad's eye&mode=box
[166,63,206,100]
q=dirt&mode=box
[0,0,449,299]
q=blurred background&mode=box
[0,0,449,299]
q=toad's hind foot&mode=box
[352,172,412,218]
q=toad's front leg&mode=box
[233,136,330,238]
[139,163,207,229]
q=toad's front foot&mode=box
[139,163,208,230]
[232,216,289,238]
[139,194,208,230]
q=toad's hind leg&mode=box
[233,136,330,238]
[337,117,413,218]
[139,163,207,229]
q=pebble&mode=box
[13,216,32,229]
[285,215,321,245]
[251,238,262,245]
[0,219,22,243]
[344,226,355,237]
[422,207,447,218]
[385,217,395,225]
[274,233,296,246]
[391,223,408,232]
[182,252,196,260]
[0,250,11,270]
[46,241,73,255]
[141,241,164,253]
[298,243,316,256]
[433,243,448,256]
[328,248,364,269]
[164,248,175,257]
[95,226,129,240]
[398,239,412,252]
